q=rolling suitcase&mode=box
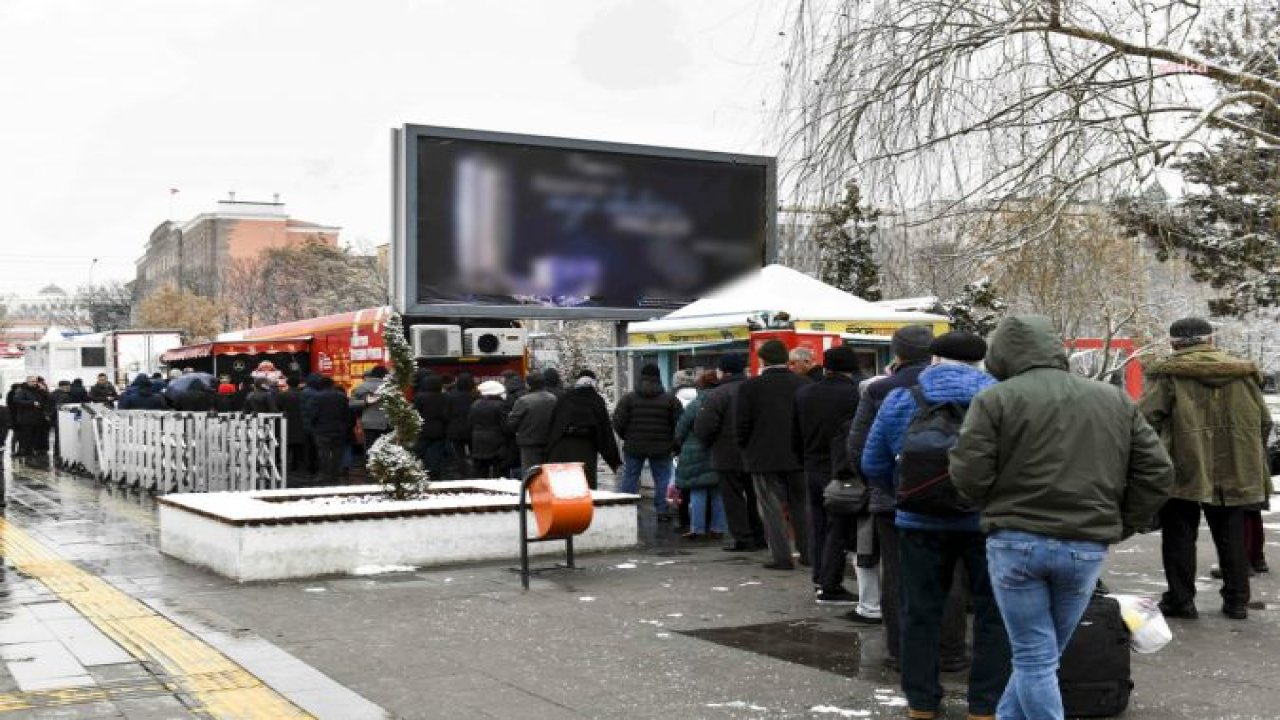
[1058,592,1132,717]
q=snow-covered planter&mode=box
[158,480,639,582]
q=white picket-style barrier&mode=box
[57,405,287,494]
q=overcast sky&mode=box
[0,0,786,296]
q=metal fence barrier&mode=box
[57,405,287,494]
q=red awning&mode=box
[161,339,311,364]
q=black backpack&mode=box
[894,386,974,517]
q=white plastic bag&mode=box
[1111,594,1173,654]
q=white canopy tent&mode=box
[627,264,946,337]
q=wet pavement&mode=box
[2,458,1280,719]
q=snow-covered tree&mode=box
[778,0,1280,259]
[1116,6,1280,317]
[813,182,883,301]
[366,313,429,499]
[934,279,1007,337]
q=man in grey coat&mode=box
[507,371,558,473]
[350,366,391,456]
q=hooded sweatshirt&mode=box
[1140,344,1273,506]
[950,315,1174,542]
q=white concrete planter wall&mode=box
[158,480,639,582]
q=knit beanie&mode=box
[891,325,935,364]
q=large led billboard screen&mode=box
[393,125,775,319]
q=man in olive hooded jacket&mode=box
[950,315,1173,720]
[1140,317,1273,621]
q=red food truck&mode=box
[161,306,527,389]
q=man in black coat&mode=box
[414,374,450,478]
[795,346,865,602]
[277,376,306,473]
[442,374,477,478]
[612,364,683,518]
[736,340,814,570]
[305,377,352,486]
[88,373,118,407]
[10,377,48,459]
[0,401,10,505]
[694,353,766,551]
[845,324,968,664]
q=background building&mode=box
[133,195,340,311]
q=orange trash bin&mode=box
[526,462,594,538]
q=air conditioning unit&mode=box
[464,328,527,357]
[410,324,462,358]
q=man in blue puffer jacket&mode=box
[862,331,1011,720]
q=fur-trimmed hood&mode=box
[1146,346,1262,388]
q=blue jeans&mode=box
[688,487,727,534]
[619,453,675,513]
[986,530,1108,720]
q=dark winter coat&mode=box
[950,315,1174,543]
[735,367,811,473]
[862,362,996,532]
[0,404,9,450]
[444,388,476,441]
[612,377,683,457]
[10,385,45,426]
[243,390,279,414]
[674,393,718,490]
[547,386,621,470]
[846,361,929,514]
[414,376,449,442]
[1140,345,1273,506]
[794,373,863,472]
[468,396,509,461]
[117,374,167,411]
[299,375,325,432]
[507,389,557,447]
[278,388,305,443]
[693,373,746,472]
[174,380,216,413]
[89,380,118,404]
[51,389,74,408]
[68,381,89,403]
[306,387,353,441]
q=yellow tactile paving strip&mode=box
[0,518,312,718]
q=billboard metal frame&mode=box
[391,124,777,320]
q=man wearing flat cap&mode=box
[1141,317,1272,621]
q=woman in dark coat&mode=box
[414,375,450,479]
[546,371,621,489]
[443,373,477,478]
[468,381,509,478]
[674,372,727,539]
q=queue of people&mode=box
[678,315,1269,720]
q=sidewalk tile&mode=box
[1,640,91,691]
